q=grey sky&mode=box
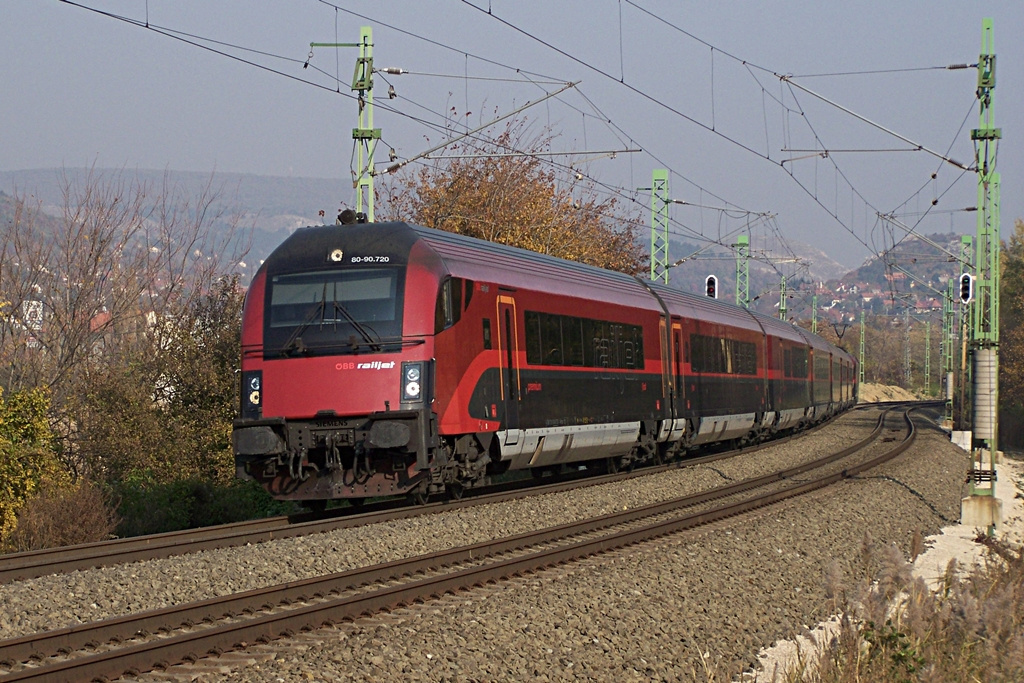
[3,1,1021,270]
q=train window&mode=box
[263,267,403,358]
[523,311,643,369]
[269,269,398,327]
[690,333,756,375]
[482,318,492,350]
[542,314,563,365]
[588,320,610,367]
[525,312,542,364]
[733,340,757,375]
[451,278,462,318]
[784,347,808,378]
[434,278,463,333]
[813,355,830,381]
[563,317,584,366]
[690,335,723,374]
[463,279,474,309]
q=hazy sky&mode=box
[3,1,1021,270]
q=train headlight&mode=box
[241,370,263,419]
[401,362,424,402]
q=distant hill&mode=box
[0,168,346,222]
[1,169,970,312]
[1,168,349,283]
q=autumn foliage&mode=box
[379,119,646,275]
[0,388,68,541]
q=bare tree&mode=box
[0,168,247,475]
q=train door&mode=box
[497,295,521,446]
[671,321,684,416]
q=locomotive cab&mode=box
[233,222,443,502]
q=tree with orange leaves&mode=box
[378,119,646,276]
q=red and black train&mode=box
[233,221,857,504]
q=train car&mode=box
[233,221,856,505]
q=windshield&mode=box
[263,267,405,358]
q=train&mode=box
[232,221,858,506]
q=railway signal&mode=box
[705,274,718,299]
[959,272,974,304]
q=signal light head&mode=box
[959,273,974,304]
[705,274,718,299]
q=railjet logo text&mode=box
[358,361,396,370]
[334,361,397,371]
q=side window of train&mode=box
[482,318,492,349]
[523,310,642,369]
[690,333,756,375]
[434,278,463,333]
[784,347,809,378]
[525,312,542,364]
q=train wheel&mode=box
[408,488,429,506]
[446,482,464,501]
[606,457,619,474]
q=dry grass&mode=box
[782,533,1024,682]
[2,479,119,552]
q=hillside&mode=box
[1,169,346,285]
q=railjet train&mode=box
[233,222,857,505]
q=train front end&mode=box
[232,222,441,503]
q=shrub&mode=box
[3,479,119,552]
[113,470,296,537]
[0,388,69,542]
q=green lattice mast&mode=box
[310,26,381,222]
[734,235,750,307]
[650,170,670,283]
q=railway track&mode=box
[0,404,907,585]
[0,406,918,682]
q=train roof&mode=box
[648,280,763,333]
[406,223,660,312]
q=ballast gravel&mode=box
[0,408,970,681]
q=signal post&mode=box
[962,19,1001,533]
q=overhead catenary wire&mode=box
[58,0,979,291]
[457,1,892,266]
[61,0,785,264]
[469,0,980,279]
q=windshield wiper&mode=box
[332,301,382,351]
[280,284,327,356]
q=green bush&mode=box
[113,470,296,537]
[0,388,69,542]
